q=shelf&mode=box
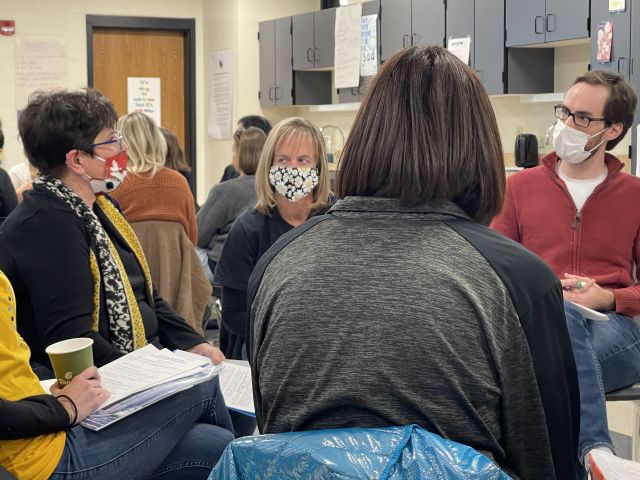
[519,92,564,103]
[308,102,360,112]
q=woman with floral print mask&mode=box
[215,117,333,362]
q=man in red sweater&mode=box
[492,70,640,479]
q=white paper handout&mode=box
[567,301,609,321]
[207,49,233,139]
[334,3,363,89]
[360,14,378,77]
[447,36,472,65]
[217,360,255,416]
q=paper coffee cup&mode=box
[45,338,94,388]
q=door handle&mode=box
[306,47,312,63]
[546,14,556,32]
[402,34,409,48]
[411,33,418,46]
[534,16,544,34]
[268,87,274,100]
[275,86,282,100]
[314,47,319,62]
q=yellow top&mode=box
[0,270,66,479]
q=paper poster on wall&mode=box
[207,49,233,140]
[361,14,378,77]
[447,36,471,65]
[127,77,161,125]
[597,21,613,63]
[609,0,626,13]
[14,38,67,109]
[334,3,363,89]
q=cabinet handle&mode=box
[546,14,555,33]
[411,33,418,46]
[275,86,282,100]
[534,16,544,34]
[268,87,274,100]
[306,48,312,63]
[402,34,409,48]
[314,47,319,62]
[618,57,629,77]
[476,69,483,80]
[351,87,358,96]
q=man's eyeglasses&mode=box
[554,105,608,128]
[91,131,124,152]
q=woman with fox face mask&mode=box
[0,89,227,377]
[215,117,333,360]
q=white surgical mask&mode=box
[269,166,319,202]
[553,120,608,165]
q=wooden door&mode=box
[92,28,186,162]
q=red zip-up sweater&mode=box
[491,152,640,317]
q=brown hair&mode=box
[160,127,191,174]
[336,45,505,225]
[236,127,266,175]
[573,70,637,150]
[255,117,331,215]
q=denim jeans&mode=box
[196,247,215,284]
[50,376,234,480]
[564,300,640,460]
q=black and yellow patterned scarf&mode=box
[36,174,152,353]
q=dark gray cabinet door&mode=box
[590,0,631,78]
[475,0,504,94]
[292,13,314,70]
[314,8,336,68]
[275,17,293,106]
[506,0,545,46]
[259,20,276,107]
[380,0,412,61]
[446,0,474,67]
[411,0,445,48]
[545,0,589,43]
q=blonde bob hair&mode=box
[117,112,167,174]
[255,117,331,215]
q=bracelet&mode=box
[55,394,78,426]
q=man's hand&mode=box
[187,342,225,365]
[561,273,615,311]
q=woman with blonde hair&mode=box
[111,112,197,244]
[215,117,332,360]
[197,127,266,283]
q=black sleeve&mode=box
[0,394,70,440]
[16,209,124,367]
[153,288,207,351]
[0,169,18,218]
[221,286,247,337]
[215,214,257,292]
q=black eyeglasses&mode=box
[90,132,124,152]
[554,105,608,128]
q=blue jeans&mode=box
[564,300,640,460]
[50,377,234,480]
[196,247,215,284]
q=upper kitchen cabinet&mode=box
[292,9,336,69]
[506,0,589,47]
[590,1,631,78]
[446,0,505,94]
[380,0,445,61]
[259,17,293,106]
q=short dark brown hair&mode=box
[573,70,637,150]
[336,46,505,225]
[18,88,117,176]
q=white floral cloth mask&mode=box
[269,166,319,202]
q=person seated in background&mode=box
[0,88,223,377]
[111,112,197,245]
[219,115,272,183]
[491,70,640,478]
[197,126,266,284]
[0,121,18,219]
[0,269,233,480]
[247,46,580,480]
[160,126,198,210]
[215,117,333,360]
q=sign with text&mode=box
[127,77,161,125]
[15,38,67,108]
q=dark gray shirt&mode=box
[248,197,579,480]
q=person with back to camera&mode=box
[0,268,234,480]
[492,70,640,478]
[214,117,333,360]
[197,127,266,285]
[0,88,225,377]
[247,46,580,479]
[111,112,198,245]
[219,115,272,183]
[0,120,18,219]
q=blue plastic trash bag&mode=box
[208,424,511,479]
